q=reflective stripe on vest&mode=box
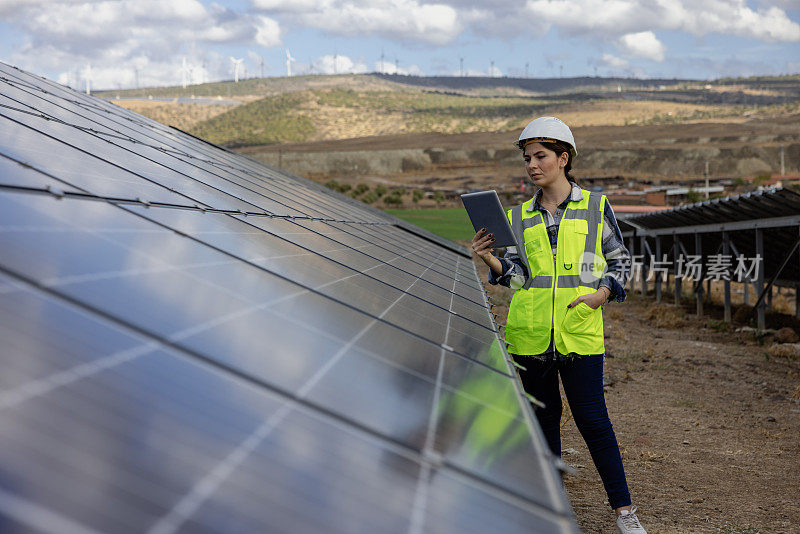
[510,204,535,290]
[505,190,607,355]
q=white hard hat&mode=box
[516,116,577,156]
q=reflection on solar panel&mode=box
[0,62,578,533]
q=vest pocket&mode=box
[558,218,589,269]
[524,237,542,256]
[561,302,601,335]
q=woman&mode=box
[472,117,647,534]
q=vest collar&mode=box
[528,183,583,213]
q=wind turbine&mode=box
[84,63,92,94]
[285,49,295,77]
[230,57,243,83]
[180,56,190,89]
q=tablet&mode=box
[460,190,518,248]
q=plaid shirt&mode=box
[488,183,630,303]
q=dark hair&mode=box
[524,139,579,186]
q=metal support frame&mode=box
[767,283,772,311]
[673,233,682,305]
[625,198,800,326]
[722,231,732,323]
[640,235,648,296]
[628,214,800,237]
[643,239,654,260]
[796,285,800,319]
[751,233,800,330]
[627,235,636,295]
[755,228,765,332]
[728,240,749,306]
[665,242,676,294]
[707,241,725,306]
[655,236,662,302]
[695,233,704,317]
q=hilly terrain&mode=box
[105,73,800,147]
[104,73,800,202]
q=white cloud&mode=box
[255,1,799,45]
[618,31,666,61]
[252,0,323,11]
[253,0,462,45]
[312,54,368,74]
[3,0,283,88]
[3,0,798,87]
[254,15,282,47]
[50,53,221,91]
[522,0,800,42]
[374,60,425,75]
[599,53,630,71]
[463,67,504,77]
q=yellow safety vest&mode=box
[505,189,607,356]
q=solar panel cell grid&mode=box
[3,67,391,226]
[0,62,578,533]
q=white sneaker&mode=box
[616,506,647,534]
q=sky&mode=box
[0,0,798,91]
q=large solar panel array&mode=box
[0,62,578,533]
[620,188,800,286]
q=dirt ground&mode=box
[241,113,799,154]
[239,113,800,199]
[111,99,236,130]
[473,258,800,534]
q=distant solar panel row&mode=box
[0,62,578,533]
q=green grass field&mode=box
[384,208,475,243]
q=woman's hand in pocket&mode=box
[567,288,610,310]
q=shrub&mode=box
[353,183,370,196]
[361,192,379,204]
[412,189,424,203]
[753,172,771,184]
[374,185,387,198]
[686,188,702,203]
[384,193,403,205]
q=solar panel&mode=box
[0,62,579,533]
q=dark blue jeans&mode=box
[516,353,632,509]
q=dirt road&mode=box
[475,259,800,533]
